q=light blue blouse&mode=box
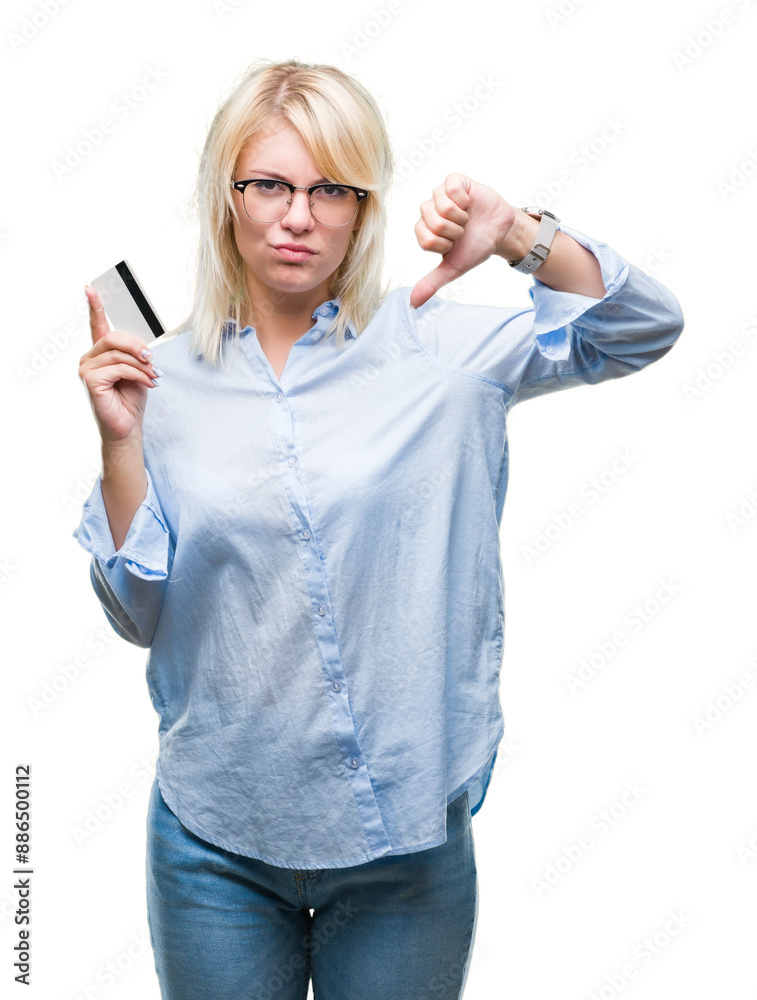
[72,223,684,870]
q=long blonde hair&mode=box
[164,58,394,368]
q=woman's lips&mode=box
[272,245,316,262]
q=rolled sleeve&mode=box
[506,223,685,406]
[528,223,631,362]
[72,467,173,646]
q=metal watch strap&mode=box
[508,206,561,274]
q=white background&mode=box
[4,0,756,997]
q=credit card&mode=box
[89,261,164,344]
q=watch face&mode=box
[521,206,561,223]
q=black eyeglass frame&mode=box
[230,178,369,226]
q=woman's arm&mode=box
[73,462,174,649]
[411,173,619,307]
[494,209,606,299]
[75,285,172,647]
[404,173,684,409]
[101,433,148,551]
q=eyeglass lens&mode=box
[242,181,359,226]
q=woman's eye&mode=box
[253,180,285,194]
[317,185,349,199]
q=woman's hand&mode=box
[78,286,160,444]
[410,173,519,309]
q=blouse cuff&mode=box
[528,222,631,361]
[71,467,171,581]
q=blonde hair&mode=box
[164,58,394,368]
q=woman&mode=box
[74,58,684,1000]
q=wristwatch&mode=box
[507,206,561,274]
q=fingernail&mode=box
[141,348,152,360]
[151,378,160,387]
[152,366,164,377]
[409,302,416,310]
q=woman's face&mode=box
[231,120,359,314]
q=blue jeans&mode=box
[145,776,479,999]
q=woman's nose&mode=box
[282,189,316,230]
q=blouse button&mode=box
[300,528,311,540]
[276,392,284,402]
[545,346,556,356]
[317,605,326,616]
[350,758,359,769]
[286,456,296,467]
[332,681,341,692]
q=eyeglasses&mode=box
[231,178,368,227]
